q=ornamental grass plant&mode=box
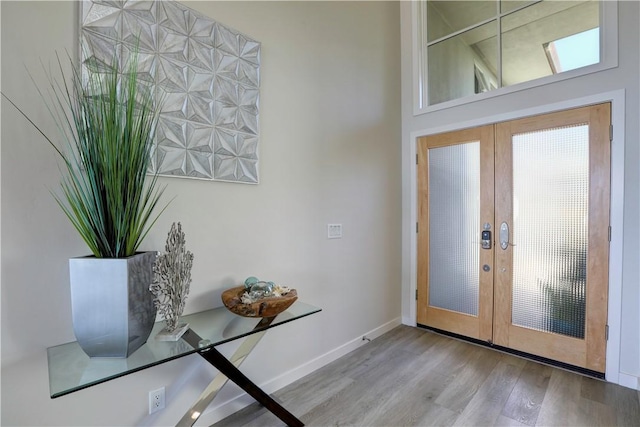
[2,53,168,258]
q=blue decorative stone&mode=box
[244,276,259,289]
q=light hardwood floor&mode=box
[213,325,640,426]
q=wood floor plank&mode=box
[453,360,523,426]
[494,414,529,427]
[309,334,459,426]
[301,349,423,425]
[364,372,454,426]
[412,403,459,427]
[573,397,618,426]
[228,409,281,427]
[535,369,582,426]
[501,361,552,426]
[215,403,280,427]
[498,352,529,369]
[434,345,501,413]
[275,368,355,416]
[211,326,640,427]
[538,374,620,426]
[346,329,472,426]
[357,338,466,426]
[580,376,640,426]
[337,326,442,380]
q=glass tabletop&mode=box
[47,301,321,398]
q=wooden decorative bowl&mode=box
[221,286,298,318]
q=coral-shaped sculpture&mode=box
[150,222,194,340]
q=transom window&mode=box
[414,0,615,111]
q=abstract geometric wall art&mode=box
[80,0,260,183]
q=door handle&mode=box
[500,222,509,250]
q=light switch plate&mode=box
[328,224,343,239]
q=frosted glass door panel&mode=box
[511,124,589,339]
[428,142,480,316]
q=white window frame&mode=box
[412,0,619,115]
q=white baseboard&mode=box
[618,372,640,390]
[198,317,402,425]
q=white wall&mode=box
[0,1,402,425]
[401,0,640,387]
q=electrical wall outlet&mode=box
[149,387,165,414]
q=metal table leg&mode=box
[177,318,303,427]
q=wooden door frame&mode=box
[407,91,625,383]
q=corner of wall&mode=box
[618,372,640,391]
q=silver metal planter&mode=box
[69,252,158,358]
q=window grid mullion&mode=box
[497,1,503,88]
[425,1,544,48]
[425,15,497,48]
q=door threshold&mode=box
[417,324,605,380]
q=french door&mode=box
[416,103,611,373]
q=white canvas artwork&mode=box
[80,0,261,183]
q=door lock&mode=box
[481,230,492,249]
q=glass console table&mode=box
[47,301,321,426]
